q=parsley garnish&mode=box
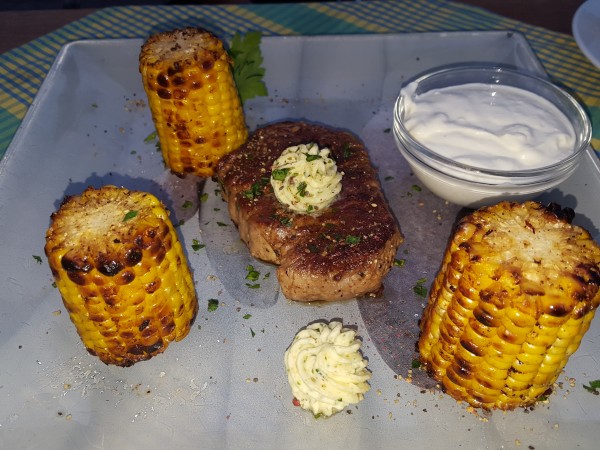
[342,143,352,158]
[229,32,268,104]
[297,181,308,197]
[305,154,321,162]
[411,184,422,192]
[207,299,219,312]
[191,239,205,251]
[583,379,600,395]
[123,210,138,222]
[411,359,421,369]
[32,255,42,264]
[144,131,157,143]
[243,177,269,200]
[393,258,406,267]
[182,200,193,209]
[246,265,260,282]
[413,277,428,298]
[243,314,252,319]
[271,168,289,181]
[345,235,361,245]
[199,193,209,202]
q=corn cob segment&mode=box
[418,201,600,410]
[139,27,248,177]
[45,185,198,366]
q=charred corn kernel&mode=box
[45,185,198,366]
[139,27,248,177]
[419,201,600,410]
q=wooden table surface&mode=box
[0,0,586,55]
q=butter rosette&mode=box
[284,321,371,417]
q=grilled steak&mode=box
[215,121,403,301]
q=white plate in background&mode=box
[573,0,600,68]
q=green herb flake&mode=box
[229,32,268,104]
[32,255,42,264]
[342,143,352,158]
[243,314,252,319]
[123,210,138,222]
[413,278,428,298]
[583,379,600,394]
[199,193,209,202]
[384,175,394,181]
[393,258,406,267]
[207,299,219,312]
[52,282,57,288]
[246,283,260,289]
[345,235,361,245]
[383,127,391,133]
[411,359,422,369]
[144,131,157,143]
[305,154,321,162]
[217,221,228,227]
[271,168,289,181]
[191,239,205,251]
[245,265,260,282]
[412,184,422,192]
[297,181,308,197]
[250,328,256,338]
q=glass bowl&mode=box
[393,65,592,208]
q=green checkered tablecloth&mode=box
[1,0,599,161]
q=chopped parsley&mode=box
[245,265,260,282]
[297,181,308,197]
[271,168,289,181]
[345,235,361,245]
[393,258,406,267]
[122,210,138,222]
[305,154,321,162]
[32,255,42,264]
[583,379,600,394]
[144,131,157,143]
[207,299,219,312]
[243,314,252,319]
[342,143,352,158]
[411,184,422,192]
[243,177,269,200]
[182,200,193,209]
[411,359,422,369]
[383,127,391,133]
[250,328,256,338]
[217,222,228,227]
[199,193,209,202]
[413,277,428,298]
[191,239,205,251]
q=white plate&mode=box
[1,32,600,449]
[573,0,600,68]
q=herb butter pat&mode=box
[270,143,342,213]
[284,321,371,417]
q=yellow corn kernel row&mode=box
[45,185,198,366]
[139,27,248,177]
[419,201,600,409]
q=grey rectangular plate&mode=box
[1,32,599,449]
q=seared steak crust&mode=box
[215,121,403,301]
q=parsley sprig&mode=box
[229,32,268,104]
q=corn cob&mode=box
[139,27,248,177]
[44,185,198,366]
[418,201,600,410]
